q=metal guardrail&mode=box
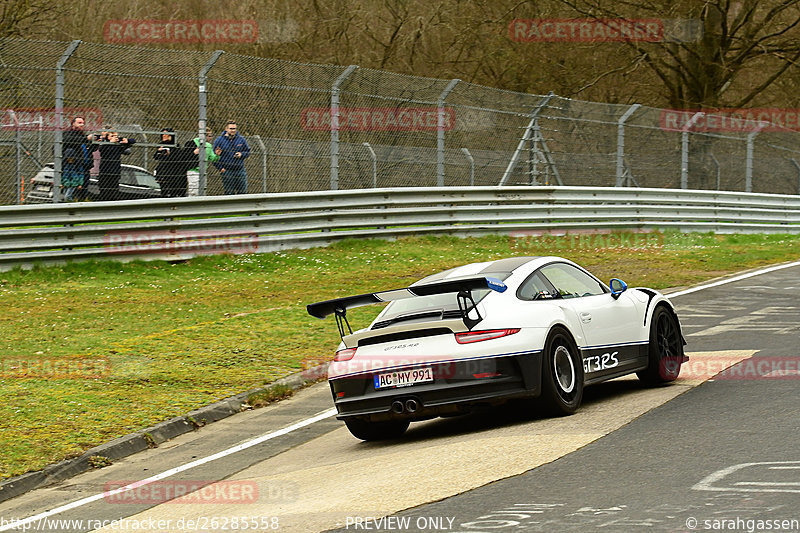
[1,186,800,270]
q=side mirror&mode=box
[609,278,628,300]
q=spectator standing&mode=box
[212,121,250,195]
[61,147,84,201]
[91,129,136,201]
[185,127,220,196]
[62,116,92,200]
[153,128,193,197]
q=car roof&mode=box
[40,163,152,174]
[412,257,543,286]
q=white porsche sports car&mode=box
[307,256,686,441]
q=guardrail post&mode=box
[615,104,640,187]
[198,50,224,196]
[681,112,704,189]
[746,121,768,193]
[437,79,460,187]
[252,135,268,193]
[500,92,554,186]
[362,142,377,188]
[53,40,81,204]
[330,65,358,190]
[461,148,474,186]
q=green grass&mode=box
[1,230,799,479]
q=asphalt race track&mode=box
[345,263,800,533]
[0,263,798,533]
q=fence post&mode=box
[53,40,81,204]
[437,79,460,187]
[615,104,640,187]
[11,111,21,205]
[198,50,224,196]
[746,121,768,193]
[461,148,474,186]
[500,92,554,186]
[681,112,704,189]
[790,158,800,195]
[37,114,43,163]
[362,142,377,188]
[330,65,358,190]
[252,135,268,193]
[710,153,721,190]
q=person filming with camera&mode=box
[90,128,136,201]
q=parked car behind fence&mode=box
[24,163,161,203]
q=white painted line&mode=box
[770,466,800,470]
[669,260,800,298]
[0,408,337,532]
[735,482,800,486]
[693,461,800,494]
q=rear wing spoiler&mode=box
[307,276,508,336]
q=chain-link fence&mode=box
[2,38,800,205]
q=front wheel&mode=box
[637,305,684,384]
[344,417,410,441]
[540,327,584,416]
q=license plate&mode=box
[374,367,433,389]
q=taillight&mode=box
[455,328,520,344]
[334,347,357,361]
[456,328,519,344]
[473,372,502,378]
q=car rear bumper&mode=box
[329,351,542,421]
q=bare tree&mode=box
[554,0,800,108]
[0,0,59,38]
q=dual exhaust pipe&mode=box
[391,398,420,415]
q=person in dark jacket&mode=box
[62,116,92,200]
[61,147,85,201]
[153,128,193,197]
[212,121,250,195]
[91,129,135,201]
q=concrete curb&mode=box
[0,364,329,504]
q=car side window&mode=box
[135,170,159,189]
[517,272,555,300]
[539,263,606,299]
[120,168,137,186]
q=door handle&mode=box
[580,312,592,323]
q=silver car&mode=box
[25,163,161,203]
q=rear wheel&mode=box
[344,417,410,441]
[540,327,584,416]
[637,305,684,384]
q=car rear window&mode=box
[378,272,511,322]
